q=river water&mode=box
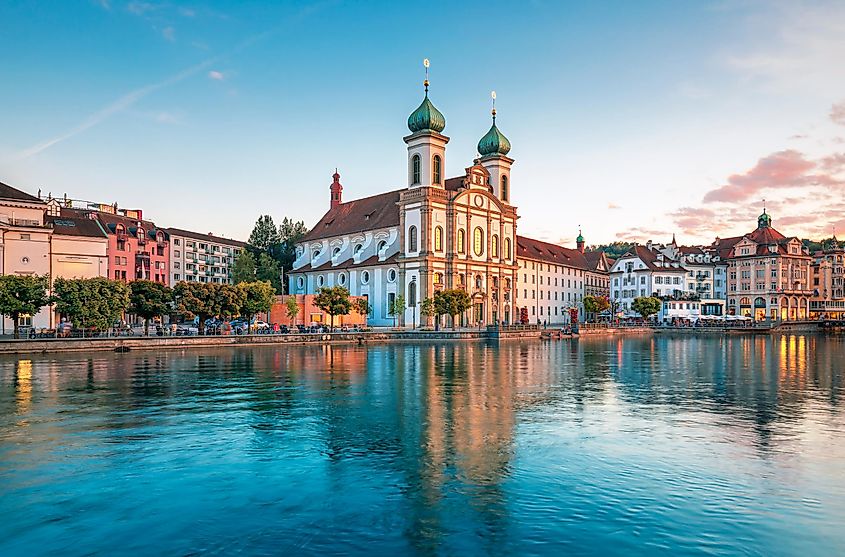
[1,335,843,556]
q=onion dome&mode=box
[408,84,446,133]
[576,230,585,244]
[758,208,772,229]
[477,109,511,156]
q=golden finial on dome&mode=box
[491,90,497,121]
[423,58,430,92]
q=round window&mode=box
[354,244,363,254]
[338,273,346,285]
[317,275,325,287]
[388,269,397,282]
[21,256,30,264]
[333,247,341,257]
[297,277,304,289]
[361,271,370,284]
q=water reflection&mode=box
[1,335,844,556]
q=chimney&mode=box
[330,169,343,209]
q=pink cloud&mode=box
[703,149,842,203]
[831,101,845,126]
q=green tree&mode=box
[54,277,130,333]
[285,296,300,326]
[0,275,51,339]
[434,289,472,329]
[215,283,245,320]
[277,217,308,282]
[388,294,406,328]
[129,280,173,336]
[419,297,437,329]
[248,215,281,254]
[631,296,661,320]
[353,297,371,322]
[256,253,283,293]
[313,286,352,329]
[238,281,275,327]
[583,295,611,322]
[231,251,257,284]
[590,242,635,259]
[174,282,217,327]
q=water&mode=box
[1,335,844,556]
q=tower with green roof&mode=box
[477,91,515,203]
[404,59,449,189]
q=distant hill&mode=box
[587,242,634,259]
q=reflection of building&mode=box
[166,228,246,285]
[715,209,812,320]
[810,237,845,319]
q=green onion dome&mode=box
[576,231,585,243]
[477,111,511,156]
[758,209,772,228]
[408,88,446,133]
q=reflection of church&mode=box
[290,72,519,326]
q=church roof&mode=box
[516,235,590,271]
[302,189,402,242]
[296,253,399,272]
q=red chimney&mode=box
[330,169,343,209]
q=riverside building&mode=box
[166,229,247,285]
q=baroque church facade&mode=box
[290,75,597,327]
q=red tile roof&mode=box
[516,235,590,270]
[302,189,402,242]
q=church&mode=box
[289,72,595,327]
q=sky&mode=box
[1,0,844,248]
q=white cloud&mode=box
[161,26,175,42]
[208,70,224,81]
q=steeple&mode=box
[478,91,515,203]
[330,169,343,209]
[404,59,449,189]
[757,200,772,229]
[576,227,585,253]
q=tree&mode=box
[231,251,257,284]
[277,217,308,282]
[434,289,472,329]
[0,275,51,339]
[353,297,371,323]
[248,215,280,254]
[54,277,130,333]
[256,253,283,293]
[215,284,245,320]
[174,282,217,327]
[129,280,173,336]
[313,286,352,329]
[238,281,275,327]
[388,294,406,328]
[632,296,661,320]
[583,295,611,322]
[285,296,300,326]
[419,297,437,329]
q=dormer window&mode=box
[354,244,363,255]
[332,247,341,258]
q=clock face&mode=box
[474,195,484,208]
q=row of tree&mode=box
[0,274,276,338]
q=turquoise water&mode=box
[1,335,844,556]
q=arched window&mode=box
[433,155,442,184]
[473,227,484,257]
[434,272,444,285]
[332,247,341,258]
[377,240,387,253]
[504,238,512,260]
[491,235,499,258]
[408,226,418,252]
[408,280,417,307]
[354,244,363,255]
[412,154,421,185]
[457,229,465,253]
[434,226,443,251]
[501,175,509,202]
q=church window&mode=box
[317,275,325,287]
[408,280,417,307]
[338,273,347,285]
[388,269,397,282]
[408,226,418,252]
[434,226,443,251]
[332,247,341,258]
[457,229,465,253]
[377,240,387,253]
[361,271,370,284]
[501,175,509,202]
[473,227,484,257]
[491,235,499,258]
[354,244,363,255]
[504,238,512,260]
[412,155,421,185]
[433,155,442,184]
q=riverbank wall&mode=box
[0,326,657,355]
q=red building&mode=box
[66,208,170,284]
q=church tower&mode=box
[577,228,585,253]
[404,59,448,189]
[478,92,514,203]
[329,170,343,209]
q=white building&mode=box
[166,228,247,285]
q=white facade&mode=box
[167,229,246,286]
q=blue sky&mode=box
[2,0,844,245]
